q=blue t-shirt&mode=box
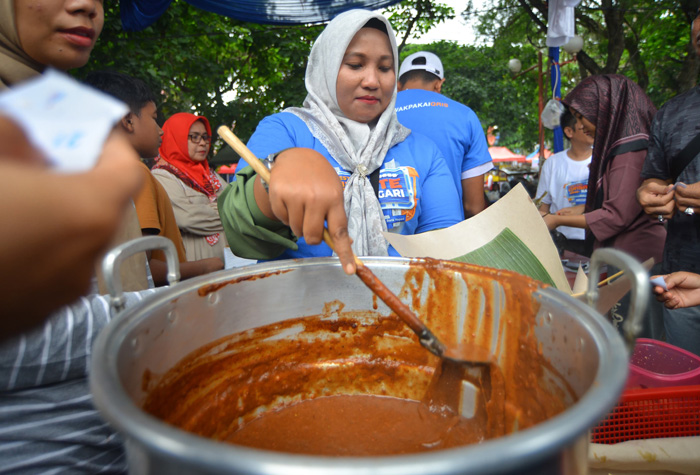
[395,89,493,218]
[238,111,462,259]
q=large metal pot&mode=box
[91,238,646,475]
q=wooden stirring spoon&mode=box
[217,125,492,369]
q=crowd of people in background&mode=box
[3,0,700,472]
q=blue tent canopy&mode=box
[119,0,403,31]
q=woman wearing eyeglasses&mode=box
[153,112,229,262]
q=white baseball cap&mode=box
[398,51,444,80]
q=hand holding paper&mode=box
[650,275,668,291]
[0,70,127,172]
[0,71,144,338]
[652,271,700,309]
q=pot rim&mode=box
[90,257,628,474]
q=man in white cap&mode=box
[396,51,493,219]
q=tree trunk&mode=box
[625,35,649,91]
[677,41,700,94]
[517,0,547,33]
[677,0,700,94]
[397,1,424,55]
[577,50,601,76]
[602,0,625,74]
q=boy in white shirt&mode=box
[536,109,594,256]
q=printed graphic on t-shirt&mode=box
[564,179,588,205]
[334,166,418,229]
[336,168,351,188]
[380,166,418,228]
[395,101,450,113]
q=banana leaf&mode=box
[453,227,555,287]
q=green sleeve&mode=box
[217,165,298,259]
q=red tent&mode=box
[488,146,527,163]
[218,164,237,174]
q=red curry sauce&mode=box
[142,259,572,456]
[228,394,485,455]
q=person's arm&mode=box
[0,132,143,339]
[556,204,585,216]
[636,178,675,218]
[148,255,223,284]
[152,170,226,235]
[637,109,676,218]
[543,213,587,231]
[218,165,299,260]
[534,154,552,208]
[0,116,46,166]
[460,111,492,219]
[0,289,158,388]
[254,148,355,274]
[219,114,355,274]
[537,158,570,225]
[138,228,222,286]
[652,272,700,309]
[672,181,700,214]
[461,174,486,218]
[585,151,649,243]
[219,150,354,274]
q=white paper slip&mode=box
[650,276,668,291]
[0,69,128,172]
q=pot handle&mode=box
[102,236,180,314]
[587,248,649,354]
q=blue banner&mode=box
[120,0,403,30]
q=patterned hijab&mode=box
[563,74,656,212]
[155,112,220,198]
[285,9,410,257]
[0,1,44,89]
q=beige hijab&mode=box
[286,9,410,257]
[0,0,44,89]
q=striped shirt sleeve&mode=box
[0,289,159,474]
[0,289,159,391]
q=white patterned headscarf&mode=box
[285,9,410,257]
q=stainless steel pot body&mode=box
[91,256,629,475]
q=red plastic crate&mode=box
[591,385,700,444]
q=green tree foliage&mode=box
[383,0,456,53]
[78,0,698,157]
[468,0,700,107]
[78,0,457,157]
[408,0,700,152]
[77,1,322,149]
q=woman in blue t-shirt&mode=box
[218,9,461,274]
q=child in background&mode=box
[536,109,593,256]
